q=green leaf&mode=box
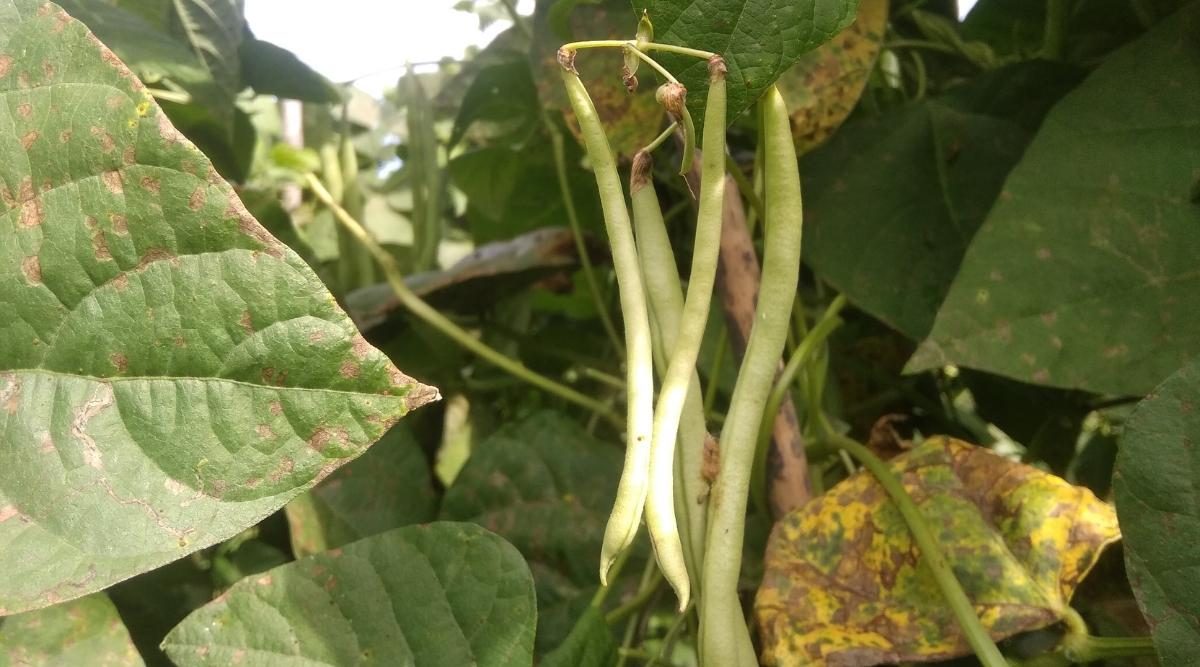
[0,593,143,666]
[803,101,1029,339]
[632,0,859,132]
[171,0,243,104]
[239,36,342,104]
[161,523,537,667]
[0,0,436,615]
[908,4,1200,395]
[449,60,540,147]
[1114,359,1200,664]
[439,411,623,587]
[540,606,618,667]
[285,423,438,557]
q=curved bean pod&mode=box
[559,54,657,584]
[642,56,727,611]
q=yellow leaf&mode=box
[778,0,889,156]
[755,437,1120,666]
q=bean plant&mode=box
[1,0,1197,666]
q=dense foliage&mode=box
[1,0,1197,665]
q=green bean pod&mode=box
[630,150,710,608]
[641,56,727,611]
[701,85,803,666]
[559,53,657,584]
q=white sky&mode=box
[245,0,980,99]
[244,0,535,98]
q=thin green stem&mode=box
[560,67,658,586]
[1042,0,1069,60]
[607,559,663,624]
[562,39,714,60]
[1059,607,1156,661]
[884,38,960,55]
[703,327,728,417]
[644,121,680,155]
[305,174,622,427]
[828,430,1007,667]
[574,366,627,392]
[591,542,634,609]
[700,86,802,667]
[548,118,624,355]
[650,603,694,666]
[750,295,847,513]
[625,46,680,84]
[724,154,765,222]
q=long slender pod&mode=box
[559,52,657,584]
[630,150,710,605]
[642,56,726,611]
[701,85,803,666]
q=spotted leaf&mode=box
[0,0,437,615]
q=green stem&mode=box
[498,0,531,39]
[750,295,846,514]
[1042,0,1069,60]
[644,121,680,154]
[703,327,727,417]
[700,86,802,667]
[547,118,624,355]
[1059,607,1157,661]
[607,558,664,624]
[305,174,621,427]
[724,154,765,222]
[560,64,659,585]
[574,366,627,392]
[650,603,694,666]
[884,39,961,56]
[562,39,715,60]
[829,431,1007,667]
[643,56,726,612]
[591,542,634,609]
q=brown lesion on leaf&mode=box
[267,457,295,484]
[110,213,128,234]
[38,431,55,454]
[269,400,284,416]
[239,310,254,334]
[91,127,117,154]
[339,360,360,379]
[109,352,128,374]
[135,247,175,271]
[0,55,12,78]
[261,367,289,386]
[255,424,276,440]
[71,383,115,470]
[0,505,21,523]
[0,374,20,415]
[188,185,206,211]
[140,176,161,194]
[21,255,41,284]
[225,197,284,258]
[18,197,44,228]
[307,426,351,454]
[100,169,123,194]
[16,102,31,119]
[41,61,55,80]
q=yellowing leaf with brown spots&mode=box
[778,0,888,155]
[755,437,1119,666]
[0,0,436,615]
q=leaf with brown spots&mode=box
[162,523,536,667]
[755,437,1120,666]
[778,0,888,156]
[0,593,144,666]
[908,5,1200,394]
[0,0,437,616]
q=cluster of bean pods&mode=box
[558,27,804,666]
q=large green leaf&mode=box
[238,36,341,104]
[908,4,1200,395]
[540,606,618,667]
[802,101,1028,340]
[440,411,622,586]
[1114,359,1200,663]
[284,423,438,557]
[0,593,143,666]
[171,0,243,105]
[632,0,859,132]
[161,523,537,667]
[0,0,436,615]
